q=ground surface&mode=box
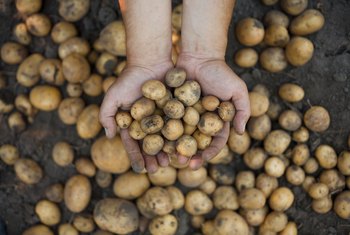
[0,0,350,235]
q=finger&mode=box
[120,129,145,173]
[231,83,250,134]
[177,154,190,165]
[189,155,204,170]
[99,88,120,138]
[144,154,158,174]
[202,122,230,161]
[156,151,170,167]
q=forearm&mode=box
[119,0,172,66]
[180,0,236,60]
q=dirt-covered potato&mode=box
[308,183,329,199]
[176,135,197,157]
[155,89,172,109]
[292,126,309,143]
[25,14,51,36]
[129,120,147,140]
[62,53,91,83]
[39,59,64,85]
[115,112,132,129]
[174,81,201,106]
[183,123,197,136]
[45,183,64,203]
[72,215,95,233]
[141,80,166,101]
[285,165,305,185]
[0,144,19,165]
[278,110,302,131]
[160,119,183,141]
[281,0,308,15]
[213,186,239,210]
[235,171,255,192]
[236,18,265,46]
[58,224,78,235]
[137,187,173,218]
[291,144,309,166]
[315,144,337,169]
[228,129,251,154]
[193,130,212,150]
[197,112,224,136]
[30,85,61,111]
[51,21,78,44]
[17,53,44,87]
[290,9,325,36]
[247,114,271,140]
[279,83,305,102]
[58,37,90,59]
[218,101,235,122]
[76,104,101,139]
[35,200,61,226]
[202,96,220,112]
[208,145,233,165]
[140,115,164,134]
[8,111,26,133]
[334,191,350,219]
[94,198,139,234]
[264,10,290,28]
[259,47,288,72]
[113,171,149,199]
[95,52,118,75]
[267,101,282,120]
[191,215,205,229]
[249,91,269,117]
[240,206,268,227]
[1,42,28,65]
[238,188,266,210]
[185,190,213,215]
[148,166,176,187]
[130,97,156,121]
[261,0,279,5]
[149,214,178,235]
[312,196,333,214]
[243,148,267,170]
[264,130,291,155]
[303,106,330,132]
[165,68,186,88]
[199,177,217,195]
[214,210,249,235]
[16,0,42,15]
[264,25,290,47]
[91,136,130,173]
[59,0,90,22]
[264,156,286,178]
[260,211,288,233]
[58,97,84,125]
[163,99,185,119]
[235,48,259,68]
[285,36,314,66]
[178,167,207,187]
[75,158,96,177]
[97,21,126,56]
[66,83,83,97]
[319,169,345,192]
[64,174,91,213]
[102,76,117,93]
[14,158,43,184]
[166,186,185,210]
[269,187,294,212]
[338,151,350,175]
[23,225,53,235]
[95,170,112,188]
[142,134,164,155]
[52,141,74,167]
[303,157,318,174]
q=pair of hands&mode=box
[99,54,250,173]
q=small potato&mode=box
[292,144,309,166]
[52,141,74,167]
[166,186,185,210]
[114,60,126,75]
[163,99,185,119]
[213,186,239,210]
[210,166,233,184]
[137,187,173,217]
[35,200,61,226]
[178,167,207,188]
[338,151,350,175]
[253,84,270,97]
[95,170,112,188]
[102,76,117,93]
[149,214,178,235]
[259,47,288,72]
[247,114,271,140]
[174,81,201,106]
[238,188,266,210]
[202,95,220,111]
[58,224,78,235]
[8,112,26,132]
[269,187,294,212]
[319,169,345,192]
[58,97,85,125]
[218,101,235,122]
[261,0,279,5]
[16,0,42,15]
[334,191,350,219]
[115,112,132,129]
[264,130,291,155]
[176,135,197,157]
[51,21,78,44]
[302,176,316,191]
[130,97,156,121]
[75,158,96,177]
[0,144,19,165]
[191,215,205,229]
[142,80,166,100]
[129,120,147,140]
[249,92,269,117]
[193,130,212,150]
[142,134,164,155]
[193,100,206,114]
[95,52,118,75]
[290,9,325,36]
[281,0,308,16]
[278,110,302,131]
[165,68,186,88]
[267,101,282,120]
[13,23,31,45]
[1,42,28,65]
[243,147,267,170]
[17,53,44,87]
[64,174,91,213]
[285,36,314,66]
[264,10,290,28]
[113,171,150,199]
[240,207,268,226]
[66,83,83,97]
[73,215,95,233]
[76,104,102,139]
[201,220,216,235]
[292,126,309,142]
[183,123,197,135]
[59,37,90,59]
[303,106,330,132]
[312,196,333,214]
[45,183,64,203]
[285,165,305,185]
[228,129,251,154]
[97,21,126,56]
[199,177,217,195]
[264,156,286,178]
[30,85,61,111]
[140,115,164,134]
[62,53,91,83]
[280,222,298,235]
[185,190,213,215]
[214,210,249,235]
[260,211,288,233]
[236,18,265,46]
[183,107,200,126]
[172,4,182,31]
[234,48,258,68]
[308,183,329,199]
[161,119,184,141]
[315,144,337,169]
[59,0,90,22]
[279,83,305,103]
[198,112,224,136]
[148,166,177,186]
[156,89,173,109]
[303,157,319,174]
[14,158,43,184]
[264,25,290,47]
[235,171,255,192]
[39,59,65,85]
[209,144,233,165]
[26,14,51,37]
[23,225,53,235]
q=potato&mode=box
[213,186,239,210]
[45,183,64,203]
[303,157,318,174]
[115,60,126,76]
[58,224,78,235]
[149,214,178,235]
[249,92,270,117]
[1,42,28,65]
[163,99,185,119]
[62,53,91,83]
[129,120,147,140]
[52,141,74,167]
[202,96,220,112]
[279,83,305,103]
[319,169,345,192]
[155,89,173,109]
[96,52,118,75]
[14,158,43,184]
[259,47,288,72]
[279,110,302,131]
[0,144,19,165]
[261,211,288,233]
[199,176,217,195]
[292,126,309,143]
[280,0,308,15]
[269,187,294,211]
[159,119,183,141]
[176,135,197,157]
[183,123,197,136]
[264,10,290,28]
[58,37,90,59]
[91,135,130,173]
[39,59,65,85]
[75,158,96,177]
[264,25,290,47]
[234,48,258,68]
[247,114,271,140]
[148,166,176,187]
[312,196,332,214]
[51,21,78,44]
[181,107,199,126]
[174,81,201,106]
[137,187,173,217]
[261,0,279,5]
[264,156,286,178]
[264,130,291,155]
[235,171,255,192]
[17,53,44,87]
[30,85,61,111]
[102,76,117,93]
[239,188,266,209]
[243,148,267,170]
[58,97,84,125]
[236,18,265,46]
[76,104,101,139]
[166,186,185,210]
[218,101,235,122]
[131,97,156,121]
[13,96,33,120]
[286,36,314,66]
[141,80,166,100]
[185,190,213,215]
[302,175,316,191]
[25,14,51,36]
[8,111,26,132]
[66,83,83,97]
[314,144,337,169]
[285,165,305,185]
[308,183,329,199]
[140,115,164,134]
[115,112,132,129]
[172,4,182,31]
[228,129,251,154]
[97,21,126,56]
[266,101,282,120]
[23,225,53,235]
[240,207,268,227]
[304,105,330,132]
[209,145,233,165]
[178,167,207,187]
[334,191,350,219]
[142,135,164,155]
[214,210,249,235]
[94,198,139,234]
[197,112,224,136]
[95,170,112,188]
[35,200,61,226]
[164,67,184,86]
[290,9,325,36]
[291,144,309,166]
[73,215,95,233]
[279,222,298,235]
[201,220,217,235]
[338,151,350,175]
[81,73,103,97]
[113,171,149,199]
[59,0,90,22]
[16,0,42,15]
[64,174,91,213]
[193,130,212,150]
[191,215,205,229]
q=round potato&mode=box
[140,115,164,134]
[334,191,350,219]
[178,167,207,188]
[45,183,64,203]
[236,18,265,46]
[96,52,118,75]
[58,97,85,125]
[75,158,96,177]
[176,135,197,157]
[113,171,150,199]
[228,129,251,154]
[247,114,271,140]
[303,157,319,174]
[137,187,173,218]
[210,164,235,185]
[218,101,235,122]
[279,110,302,131]
[243,147,268,170]
[264,130,291,155]
[149,214,178,235]
[102,76,117,93]
[73,215,95,233]
[252,84,270,97]
[285,165,305,185]
[16,0,42,15]
[76,104,102,139]
[264,10,290,28]
[319,169,345,192]
[115,111,132,129]
[52,141,74,167]
[58,37,90,59]
[303,106,330,132]
[338,151,350,175]
[97,21,126,56]
[58,224,78,235]
[240,206,268,227]
[183,107,200,126]
[264,156,286,178]
[66,83,83,97]
[148,166,177,186]
[161,119,184,141]
[142,134,164,155]
[269,187,294,211]
[64,174,91,213]
[199,176,217,195]
[302,176,316,191]
[260,47,288,72]
[279,83,305,102]
[280,222,298,235]
[17,53,44,87]
[8,112,26,133]
[260,211,288,233]
[264,25,290,47]
[285,36,314,66]
[156,89,173,109]
[308,183,329,199]
[0,144,19,165]
[293,126,309,143]
[130,97,156,121]
[315,144,337,169]
[39,59,65,85]
[13,23,31,45]
[290,9,325,36]
[280,0,308,15]
[185,190,213,215]
[191,215,205,229]
[235,171,255,192]
[35,200,61,226]
[1,42,28,65]
[312,196,333,214]
[30,85,61,111]
[51,21,78,44]
[14,158,43,184]
[292,144,310,166]
[214,210,249,235]
[166,186,185,210]
[239,188,266,210]
[197,112,224,136]
[174,81,201,106]
[165,68,186,88]
[249,91,269,117]
[163,99,185,119]
[26,14,51,37]
[62,53,91,83]
[59,0,90,22]
[256,173,279,198]
[129,120,147,140]
[193,130,212,150]
[23,225,53,235]
[142,80,167,100]
[202,95,220,112]
[213,186,239,210]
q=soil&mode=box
[0,0,350,235]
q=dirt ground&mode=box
[0,0,350,234]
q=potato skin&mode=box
[165,68,186,88]
[51,21,78,44]
[247,114,271,140]
[269,187,294,212]
[59,0,90,22]
[338,151,350,176]
[16,0,42,15]
[62,53,91,83]
[26,14,52,37]
[176,135,198,157]
[30,85,62,111]
[1,42,28,65]
[234,48,258,68]
[142,80,167,100]
[17,53,44,87]
[174,81,201,106]
[280,0,308,16]
[218,101,235,122]
[13,23,32,45]
[185,190,213,215]
[178,167,207,188]
[98,21,126,56]
[130,97,155,121]
[285,36,314,66]
[236,18,265,46]
[142,134,164,155]
[137,187,173,217]
[279,83,305,102]
[58,37,90,59]
[303,106,330,132]
[140,115,164,134]
[238,188,266,210]
[58,98,84,125]
[35,199,61,226]
[264,25,290,47]
[76,104,102,139]
[113,171,150,199]
[228,129,251,154]
[334,191,350,219]
[278,110,302,131]
[264,10,290,28]
[264,130,291,155]
[23,225,53,235]
[161,119,184,141]
[260,47,288,72]
[214,210,249,235]
[197,112,224,136]
[149,214,178,235]
[249,92,269,117]
[290,9,325,36]
[0,144,19,165]
[163,99,185,119]
[39,59,65,85]
[64,174,91,213]
[14,158,43,184]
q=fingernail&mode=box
[131,163,145,173]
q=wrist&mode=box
[125,60,174,80]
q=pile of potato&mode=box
[234,0,325,72]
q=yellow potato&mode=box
[235,48,259,68]
[64,174,91,213]
[240,206,268,227]
[95,170,112,188]
[249,91,269,117]
[39,59,65,85]
[199,176,217,195]
[264,25,290,47]
[290,9,325,35]
[1,42,28,65]
[312,196,333,214]
[149,214,178,235]
[193,130,212,150]
[66,83,83,97]
[236,18,265,46]
[58,224,78,235]
[238,188,266,210]
[185,190,213,215]
[280,0,308,15]
[218,101,235,122]
[163,99,185,119]
[260,211,288,233]
[16,0,42,15]
[130,97,156,121]
[178,167,207,188]
[30,85,61,111]
[174,81,201,106]
[243,147,268,170]
[52,141,74,167]
[166,186,185,210]
[35,200,61,226]
[142,80,167,100]
[278,110,302,131]
[76,104,102,139]
[319,169,345,192]
[17,53,44,87]
[247,114,271,140]
[51,21,78,44]
[142,134,164,155]
[0,144,19,165]
[75,158,96,177]
[161,119,184,141]
[269,187,294,212]
[13,23,32,45]
[285,165,305,185]
[58,97,85,125]
[129,120,147,140]
[285,36,314,66]
[264,130,291,155]
[202,95,220,111]
[280,222,298,235]
[278,83,305,102]
[260,47,288,72]
[338,151,350,175]
[45,183,64,203]
[96,52,118,75]
[165,67,186,88]
[97,21,126,56]
[213,186,239,210]
[197,112,224,136]
[23,225,53,235]
[315,144,337,169]
[26,14,51,37]
[209,145,233,165]
[176,135,197,157]
[8,112,26,132]
[235,171,255,192]
[303,106,330,132]
[264,10,290,28]
[72,215,95,233]
[59,0,90,22]
[228,129,251,154]
[14,158,43,184]
[292,126,309,143]
[183,107,200,126]
[292,144,310,166]
[62,53,91,83]
[264,156,286,178]
[303,157,319,174]
[334,191,350,219]
[308,183,329,199]
[137,187,173,218]
[214,210,249,235]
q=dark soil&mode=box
[0,0,350,235]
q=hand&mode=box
[99,62,173,173]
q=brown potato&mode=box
[130,97,156,121]
[302,175,316,191]
[15,94,37,118]
[76,104,101,139]
[278,110,302,131]
[193,130,212,150]
[16,0,42,15]
[185,190,213,215]
[156,89,173,109]
[303,157,319,174]
[183,123,197,136]
[285,165,305,185]
[137,187,173,218]
[312,196,332,214]
[39,59,65,85]
[166,186,185,210]
[280,222,298,235]
[285,36,314,66]
[23,225,53,235]
[280,0,308,15]
[260,47,288,72]
[308,183,329,199]
[1,42,28,65]
[267,101,282,120]
[338,151,350,175]
[264,130,291,155]
[148,166,176,187]
[174,81,201,106]
[176,135,197,157]
[210,164,235,185]
[72,215,94,233]
[315,144,337,169]
[95,170,112,188]
[197,112,224,136]
[202,95,220,111]
[97,21,126,56]
[163,99,185,119]
[191,215,205,229]
[228,129,251,154]
[193,100,206,114]
[209,144,233,165]
[96,52,118,75]
[240,206,268,227]
[102,76,117,93]
[58,97,85,125]
[142,80,167,100]
[199,176,217,195]
[239,188,266,210]
[234,48,258,68]
[279,83,305,103]
[235,171,255,192]
[244,148,267,170]
[183,107,200,126]
[52,141,74,167]
[115,111,132,129]
[14,158,43,184]
[264,156,286,178]
[292,126,309,143]
[264,10,290,28]
[64,174,91,213]
[303,106,330,132]
[165,68,186,88]
[8,112,26,132]
[58,224,78,235]
[249,91,269,117]
[264,25,290,47]
[59,37,90,59]
[66,83,83,97]
[213,186,239,210]
[45,183,64,203]
[218,101,235,122]
[114,60,126,75]
[17,53,44,87]
[142,134,164,155]
[161,119,184,141]
[62,53,91,83]
[0,144,19,165]
[30,85,61,111]
[236,18,265,46]
[113,171,150,199]
[75,158,96,177]
[149,214,178,235]
[292,144,309,166]
[59,0,90,22]
[290,9,325,36]
[269,187,294,211]
[319,169,345,192]
[26,14,51,36]
[140,115,164,134]
[334,191,350,219]
[129,120,147,140]
[260,211,288,233]
[247,114,271,140]
[178,167,207,188]
[51,21,78,44]
[214,210,249,235]
[35,200,61,226]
